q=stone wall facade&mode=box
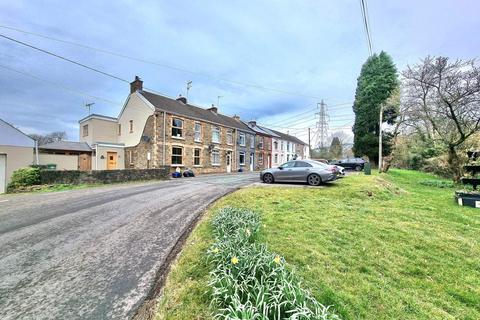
[124,112,257,174]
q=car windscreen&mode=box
[309,160,328,167]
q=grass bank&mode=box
[156,169,480,319]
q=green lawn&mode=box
[156,169,480,320]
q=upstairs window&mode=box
[258,137,264,149]
[172,118,183,138]
[287,142,290,152]
[212,126,220,143]
[227,129,233,145]
[82,124,89,137]
[129,120,134,133]
[172,146,183,165]
[194,122,202,142]
[274,141,278,150]
[250,135,255,148]
[238,132,246,146]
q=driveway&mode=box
[0,173,256,320]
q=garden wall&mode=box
[40,167,169,185]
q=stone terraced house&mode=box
[80,77,256,173]
[79,76,308,173]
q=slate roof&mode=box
[39,141,92,152]
[269,128,307,146]
[140,91,255,134]
[244,122,280,137]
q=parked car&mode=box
[331,158,366,171]
[333,165,345,177]
[260,160,337,186]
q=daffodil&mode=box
[246,229,251,236]
[212,247,219,253]
[274,255,281,264]
[231,256,239,265]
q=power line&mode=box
[0,25,331,101]
[0,63,123,106]
[0,33,130,83]
[359,0,373,56]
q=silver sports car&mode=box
[260,160,337,186]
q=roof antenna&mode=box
[217,95,223,107]
[186,80,192,100]
[84,101,95,115]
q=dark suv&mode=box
[331,158,366,171]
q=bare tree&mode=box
[29,131,67,145]
[402,56,480,181]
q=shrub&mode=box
[207,207,340,320]
[8,167,41,191]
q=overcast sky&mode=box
[0,1,479,143]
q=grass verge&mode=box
[156,169,480,320]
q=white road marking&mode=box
[0,199,9,203]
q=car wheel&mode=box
[355,165,362,171]
[263,173,274,184]
[307,173,322,186]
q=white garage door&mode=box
[0,154,6,194]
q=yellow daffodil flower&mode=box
[274,255,281,264]
[212,248,219,253]
[231,256,239,265]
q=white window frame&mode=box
[171,146,183,165]
[250,135,255,148]
[82,124,88,137]
[259,153,264,164]
[211,149,220,165]
[212,126,221,143]
[238,132,246,146]
[227,129,233,145]
[194,148,201,166]
[259,137,264,149]
[239,152,246,165]
[172,118,184,138]
[194,122,202,142]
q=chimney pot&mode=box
[208,104,218,114]
[233,114,240,120]
[176,95,187,104]
[249,120,257,127]
[130,76,143,94]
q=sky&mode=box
[0,0,479,145]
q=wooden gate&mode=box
[78,153,91,171]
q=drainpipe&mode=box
[34,140,39,165]
[95,145,98,170]
[162,111,166,166]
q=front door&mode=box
[267,154,272,168]
[79,153,91,171]
[107,152,117,170]
[226,152,232,173]
[250,153,254,171]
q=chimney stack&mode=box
[208,104,218,114]
[130,76,143,93]
[233,114,240,120]
[248,120,257,127]
[176,95,187,104]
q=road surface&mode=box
[0,173,256,320]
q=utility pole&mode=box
[378,103,383,172]
[315,100,329,149]
[308,127,311,159]
[186,81,192,100]
[85,102,95,115]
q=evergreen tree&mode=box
[352,51,399,165]
[329,137,343,159]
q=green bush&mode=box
[207,207,340,320]
[8,167,41,191]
